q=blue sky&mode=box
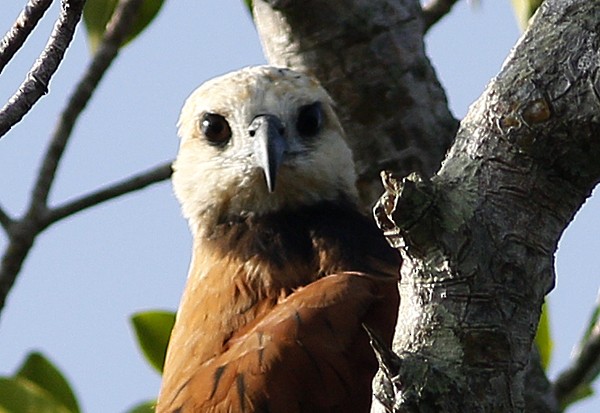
[0,1,598,412]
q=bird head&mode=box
[173,66,358,236]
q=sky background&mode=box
[0,1,598,412]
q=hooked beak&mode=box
[249,114,287,193]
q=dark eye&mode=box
[296,102,323,138]
[200,113,231,147]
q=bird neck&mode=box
[195,199,365,286]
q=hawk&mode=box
[157,66,400,413]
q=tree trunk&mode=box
[254,0,599,411]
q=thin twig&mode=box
[0,0,85,138]
[422,0,460,32]
[0,204,14,232]
[28,0,143,215]
[0,0,55,75]
[554,313,600,405]
[45,162,172,225]
[0,221,36,311]
[0,0,144,317]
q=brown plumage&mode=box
[157,66,400,413]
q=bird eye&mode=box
[296,102,323,138]
[200,113,232,147]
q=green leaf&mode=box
[124,400,156,413]
[125,0,165,47]
[83,0,118,52]
[15,352,80,413]
[534,301,553,371]
[131,310,176,374]
[0,377,73,413]
[510,0,544,31]
[560,383,594,410]
[243,0,253,16]
[83,0,166,52]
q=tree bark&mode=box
[254,0,599,411]
[373,0,598,411]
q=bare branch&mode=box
[0,221,36,311]
[554,309,600,406]
[0,0,55,75]
[0,0,144,317]
[45,162,172,225]
[0,204,14,232]
[28,0,143,216]
[0,0,85,139]
[422,0,460,32]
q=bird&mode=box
[157,66,400,413]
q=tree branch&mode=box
[0,0,85,139]
[0,222,36,313]
[0,204,14,232]
[371,0,598,410]
[554,308,600,406]
[27,0,143,216]
[0,0,55,75]
[421,0,459,32]
[0,0,144,317]
[44,162,172,225]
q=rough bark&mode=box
[254,0,598,411]
[253,0,458,207]
[373,0,599,411]
[0,0,86,138]
[0,0,54,75]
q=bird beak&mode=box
[250,114,288,193]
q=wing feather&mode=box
[161,271,398,413]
